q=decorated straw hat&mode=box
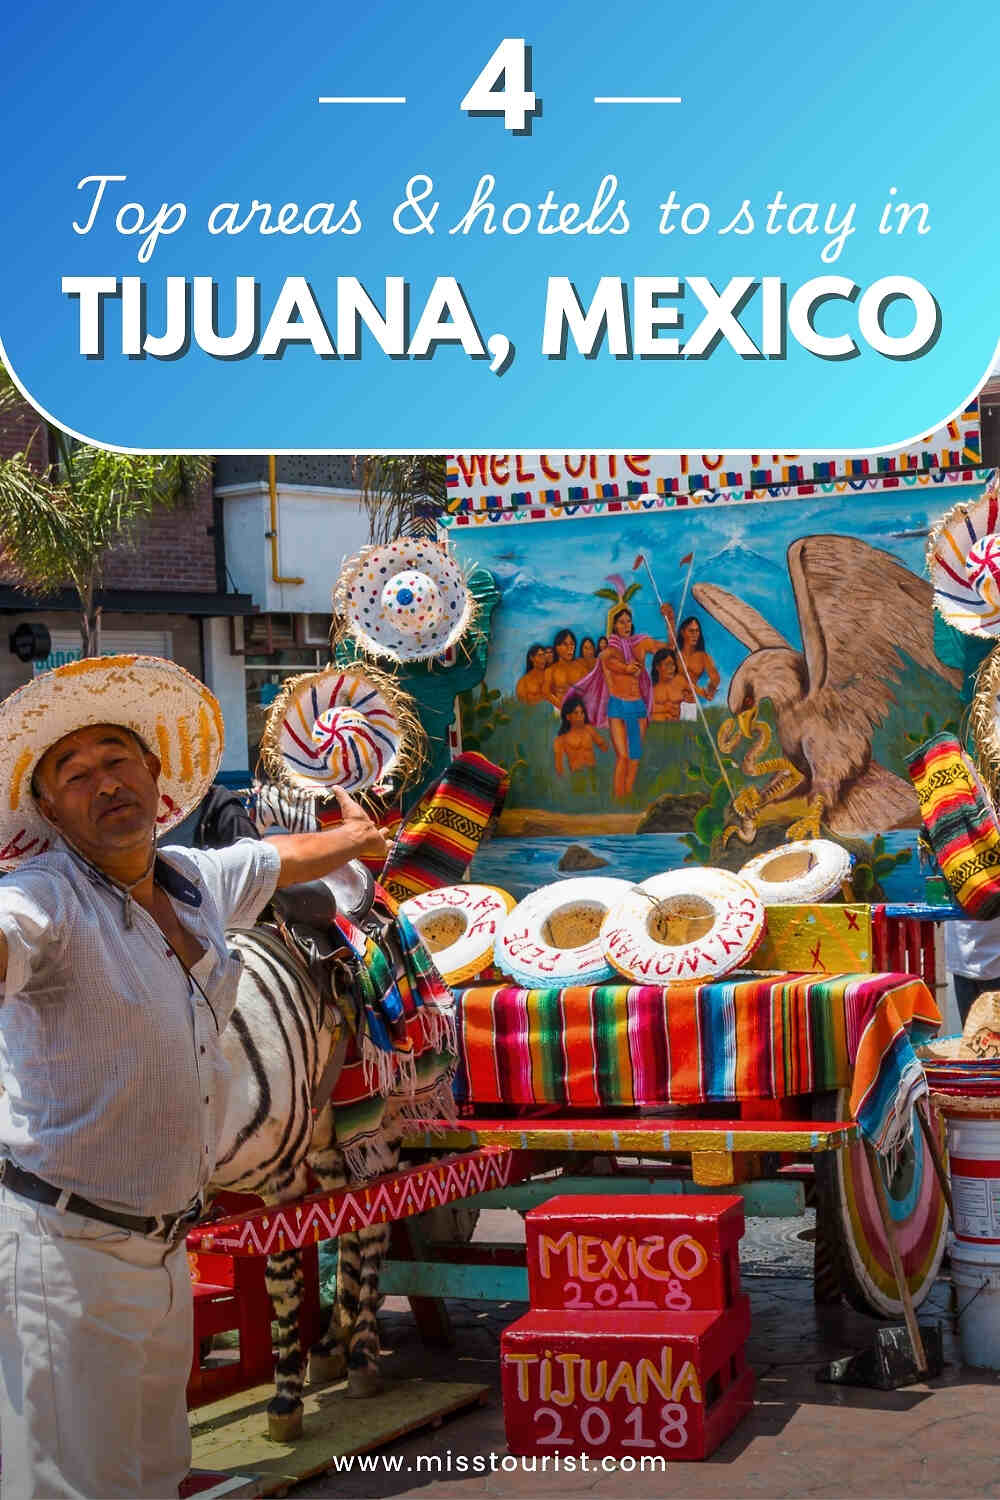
[601,867,766,984]
[334,537,473,662]
[0,654,224,870]
[928,476,1000,636]
[971,648,1000,797]
[260,662,424,797]
[922,991,1000,1065]
[401,883,514,986]
[918,991,1000,1115]
[495,876,636,987]
[738,839,852,905]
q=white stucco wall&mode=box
[218,483,371,614]
[202,616,249,774]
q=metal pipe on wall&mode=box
[267,455,304,587]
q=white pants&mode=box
[0,1185,192,1500]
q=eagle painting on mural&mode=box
[692,534,963,839]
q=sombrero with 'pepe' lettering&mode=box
[0,654,224,869]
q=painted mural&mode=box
[444,477,985,901]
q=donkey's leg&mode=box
[341,1222,390,1397]
[343,1131,403,1399]
[307,1122,403,1398]
[261,1164,311,1441]
[304,1106,353,1387]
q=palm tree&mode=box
[358,456,446,544]
[0,366,208,655]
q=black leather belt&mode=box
[0,1160,203,1242]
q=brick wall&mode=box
[101,474,217,592]
[0,396,217,593]
[0,399,48,467]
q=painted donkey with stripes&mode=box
[208,821,458,1437]
[204,757,504,1438]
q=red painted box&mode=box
[525,1195,744,1313]
[501,1297,754,1462]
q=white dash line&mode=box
[594,96,682,104]
[318,96,407,104]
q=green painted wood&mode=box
[465,1176,804,1217]
[380,1260,529,1301]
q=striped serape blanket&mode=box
[334,900,456,1095]
[329,890,457,1177]
[907,733,1000,917]
[457,973,941,1157]
[324,756,505,1175]
[379,752,508,903]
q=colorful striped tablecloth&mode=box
[456,973,941,1155]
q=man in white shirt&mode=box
[944,918,1000,1025]
[0,655,388,1500]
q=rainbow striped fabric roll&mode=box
[907,733,1000,917]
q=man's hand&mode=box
[266,788,390,889]
[330,787,389,861]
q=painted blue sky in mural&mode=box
[448,485,971,693]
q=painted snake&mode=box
[717,705,824,846]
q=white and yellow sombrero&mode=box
[928,476,1000,636]
[260,662,425,797]
[0,654,224,869]
[739,839,853,905]
[334,537,473,662]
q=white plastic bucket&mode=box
[951,1249,1000,1368]
[944,1115,1000,1254]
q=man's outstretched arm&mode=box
[263,786,389,889]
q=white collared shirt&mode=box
[944,917,1000,981]
[0,837,280,1216]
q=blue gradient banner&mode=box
[1,1,998,451]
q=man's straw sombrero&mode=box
[494,877,636,988]
[928,476,1000,636]
[260,662,424,797]
[739,839,852,905]
[0,654,224,870]
[335,537,473,662]
[970,647,1000,797]
[918,991,1000,1115]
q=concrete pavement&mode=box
[296,1210,1000,1499]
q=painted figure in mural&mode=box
[516,643,551,704]
[553,695,609,778]
[574,595,675,800]
[579,636,597,666]
[693,535,964,833]
[675,616,721,719]
[598,636,608,653]
[650,648,695,722]
[545,628,589,705]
